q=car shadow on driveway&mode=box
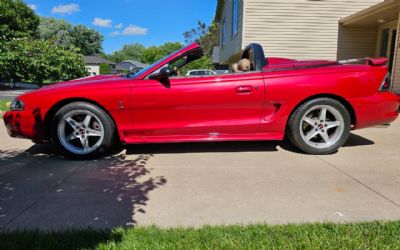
[0,146,166,230]
[124,133,374,155]
[0,133,373,231]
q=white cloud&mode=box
[92,18,112,28]
[28,4,37,11]
[110,25,147,36]
[51,3,80,15]
[122,25,148,35]
[115,23,123,29]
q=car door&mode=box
[130,72,265,138]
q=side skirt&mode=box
[121,132,285,144]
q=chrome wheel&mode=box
[300,105,344,149]
[57,110,104,155]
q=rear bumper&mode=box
[3,108,48,143]
[351,92,400,129]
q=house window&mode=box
[232,0,239,37]
[221,18,226,46]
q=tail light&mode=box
[379,73,391,92]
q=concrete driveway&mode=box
[1,120,400,230]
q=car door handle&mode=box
[236,86,254,93]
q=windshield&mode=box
[125,54,172,79]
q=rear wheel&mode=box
[287,98,351,154]
[51,102,116,159]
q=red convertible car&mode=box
[3,43,400,158]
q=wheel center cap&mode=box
[318,124,324,129]
[79,128,85,135]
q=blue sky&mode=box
[27,0,216,54]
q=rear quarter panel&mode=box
[260,65,387,134]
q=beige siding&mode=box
[219,0,244,64]
[243,0,382,60]
[337,27,378,60]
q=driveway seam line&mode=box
[1,160,89,230]
[315,155,400,209]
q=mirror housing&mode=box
[148,67,170,87]
[149,67,169,80]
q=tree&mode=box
[141,42,183,64]
[38,17,104,55]
[0,39,88,85]
[158,42,184,55]
[107,43,145,63]
[0,0,40,40]
[107,42,183,65]
[181,56,213,76]
[99,63,111,75]
[70,25,104,55]
[181,21,220,73]
[38,17,72,46]
[183,21,219,56]
[183,21,207,45]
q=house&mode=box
[215,0,400,94]
[84,56,116,76]
[115,60,148,74]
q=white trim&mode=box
[241,0,246,50]
[391,12,400,91]
[340,0,400,26]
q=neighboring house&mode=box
[215,0,400,93]
[115,60,148,74]
[84,56,116,76]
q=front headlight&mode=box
[10,99,24,111]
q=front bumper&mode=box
[3,108,48,143]
[351,92,400,129]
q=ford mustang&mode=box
[3,43,400,158]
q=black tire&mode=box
[287,98,351,155]
[50,102,116,159]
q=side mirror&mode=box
[148,67,170,88]
[149,67,169,81]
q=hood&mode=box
[41,74,123,89]
[65,74,121,83]
[19,74,129,99]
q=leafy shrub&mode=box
[0,39,88,85]
[99,63,111,75]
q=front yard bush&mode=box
[0,39,88,86]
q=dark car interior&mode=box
[149,43,268,80]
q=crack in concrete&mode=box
[316,155,400,209]
[0,160,89,230]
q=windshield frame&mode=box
[128,43,201,80]
[126,55,170,79]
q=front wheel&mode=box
[51,102,116,159]
[287,98,351,155]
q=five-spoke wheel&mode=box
[51,102,116,158]
[288,98,351,154]
[58,110,105,155]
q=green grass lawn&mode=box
[1,221,400,250]
[0,99,10,118]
